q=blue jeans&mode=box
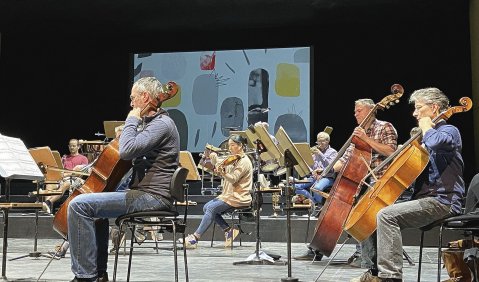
[294,177,334,204]
[68,190,170,279]
[195,198,235,236]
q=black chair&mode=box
[210,206,254,249]
[112,167,190,282]
[418,173,479,282]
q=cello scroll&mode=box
[140,81,180,117]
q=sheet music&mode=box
[0,134,44,180]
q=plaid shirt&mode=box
[339,119,397,180]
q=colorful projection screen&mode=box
[133,47,311,152]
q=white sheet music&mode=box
[0,134,44,180]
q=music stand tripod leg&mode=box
[233,140,285,266]
[9,182,52,261]
[281,150,299,282]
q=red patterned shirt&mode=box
[339,119,397,180]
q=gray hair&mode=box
[355,98,375,108]
[133,77,163,101]
[317,132,330,142]
[408,87,449,112]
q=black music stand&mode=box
[0,134,44,280]
[233,124,285,266]
[276,126,312,282]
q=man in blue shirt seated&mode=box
[351,87,466,282]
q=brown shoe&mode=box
[350,270,381,282]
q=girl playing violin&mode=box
[182,134,253,248]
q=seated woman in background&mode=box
[182,134,253,248]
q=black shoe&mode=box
[70,277,96,282]
[293,248,323,261]
[97,272,109,282]
[347,252,362,268]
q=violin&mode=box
[140,81,179,117]
[216,154,242,174]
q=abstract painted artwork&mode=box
[133,47,311,151]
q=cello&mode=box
[344,97,473,242]
[309,84,403,257]
[53,81,179,239]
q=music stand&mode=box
[179,151,201,181]
[103,121,125,139]
[0,134,44,280]
[233,124,285,266]
[294,143,314,168]
[29,146,62,181]
[276,126,313,282]
[51,150,63,169]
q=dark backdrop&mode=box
[0,0,475,181]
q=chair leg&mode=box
[211,222,216,247]
[127,226,135,282]
[182,231,189,282]
[171,221,178,282]
[437,225,444,282]
[403,249,415,266]
[238,215,243,247]
[417,230,425,282]
[112,221,125,282]
[230,211,235,250]
[305,207,311,243]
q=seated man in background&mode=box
[42,138,89,214]
[292,131,337,213]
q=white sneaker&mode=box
[178,234,198,249]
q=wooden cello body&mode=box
[309,136,371,256]
[53,138,132,239]
[344,140,428,242]
[344,96,473,242]
[52,81,179,239]
[308,85,404,256]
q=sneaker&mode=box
[224,228,239,247]
[153,232,163,241]
[292,194,306,204]
[348,253,362,268]
[134,228,147,244]
[293,248,323,261]
[179,234,198,249]
[42,200,53,214]
[350,270,381,282]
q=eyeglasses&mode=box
[130,92,144,101]
[316,140,328,144]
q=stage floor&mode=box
[0,238,449,281]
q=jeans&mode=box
[68,190,170,279]
[361,197,452,279]
[294,177,334,204]
[195,198,235,236]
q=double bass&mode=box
[309,84,403,256]
[344,97,473,242]
[53,81,179,239]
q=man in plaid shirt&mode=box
[294,98,397,263]
[332,98,398,269]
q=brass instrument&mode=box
[310,145,320,154]
[271,192,281,217]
